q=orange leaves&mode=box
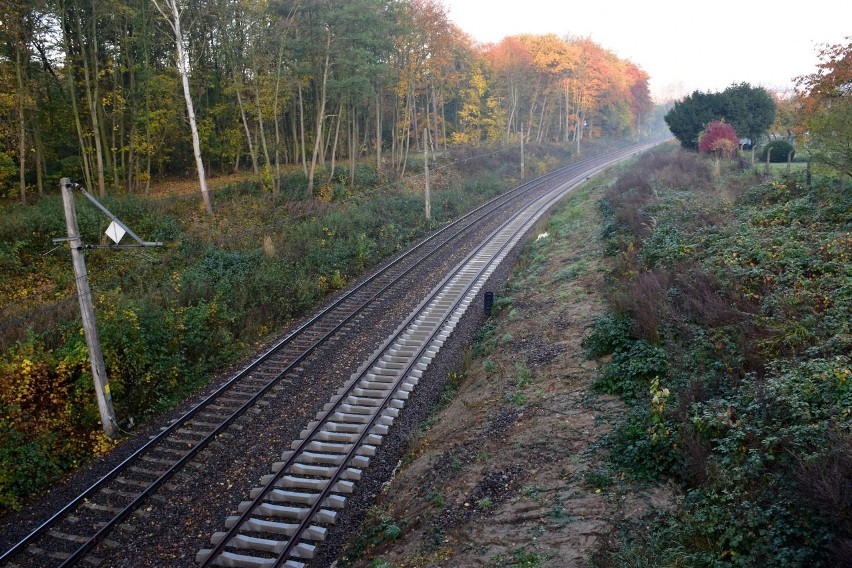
[484,34,651,141]
[796,39,852,103]
[794,39,851,132]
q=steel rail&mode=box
[199,180,523,568]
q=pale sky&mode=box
[443,0,851,101]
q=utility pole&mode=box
[56,179,161,437]
[520,123,525,181]
[60,178,117,437]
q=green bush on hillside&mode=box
[760,140,796,163]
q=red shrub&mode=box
[699,121,739,158]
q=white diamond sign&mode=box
[105,221,126,244]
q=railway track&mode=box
[0,143,657,567]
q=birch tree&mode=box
[152,0,213,215]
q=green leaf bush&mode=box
[759,139,796,163]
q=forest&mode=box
[0,0,654,208]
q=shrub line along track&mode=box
[1,143,656,568]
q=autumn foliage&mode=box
[698,121,739,159]
[795,38,852,178]
[485,34,653,145]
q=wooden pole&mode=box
[423,128,431,220]
[60,178,117,437]
[520,123,525,181]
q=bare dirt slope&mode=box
[341,173,675,567]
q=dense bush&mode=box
[588,146,852,565]
[759,139,796,162]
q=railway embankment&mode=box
[344,145,851,567]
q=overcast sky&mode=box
[443,0,851,101]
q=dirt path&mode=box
[341,174,674,567]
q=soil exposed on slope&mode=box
[342,174,675,567]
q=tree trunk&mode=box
[423,128,430,220]
[255,79,271,180]
[349,106,355,188]
[60,3,94,192]
[506,83,517,143]
[375,92,382,171]
[307,29,331,196]
[34,125,45,196]
[272,47,285,195]
[153,0,213,215]
[391,92,398,169]
[411,83,420,152]
[430,81,440,153]
[400,90,411,178]
[330,99,342,179]
[537,94,547,143]
[76,9,106,197]
[298,81,307,175]
[15,45,27,204]
[441,86,447,152]
[235,76,259,175]
[107,53,121,191]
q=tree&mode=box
[666,84,775,154]
[796,38,852,180]
[719,82,775,161]
[769,90,798,141]
[664,90,724,150]
[627,63,653,139]
[487,37,536,142]
[152,0,213,215]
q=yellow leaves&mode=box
[317,184,334,203]
[317,270,346,294]
[123,307,141,331]
[89,431,118,457]
[171,270,181,294]
[648,377,672,445]
[19,357,34,377]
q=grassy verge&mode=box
[586,145,851,566]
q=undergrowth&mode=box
[586,146,852,566]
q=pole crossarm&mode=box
[70,182,163,247]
